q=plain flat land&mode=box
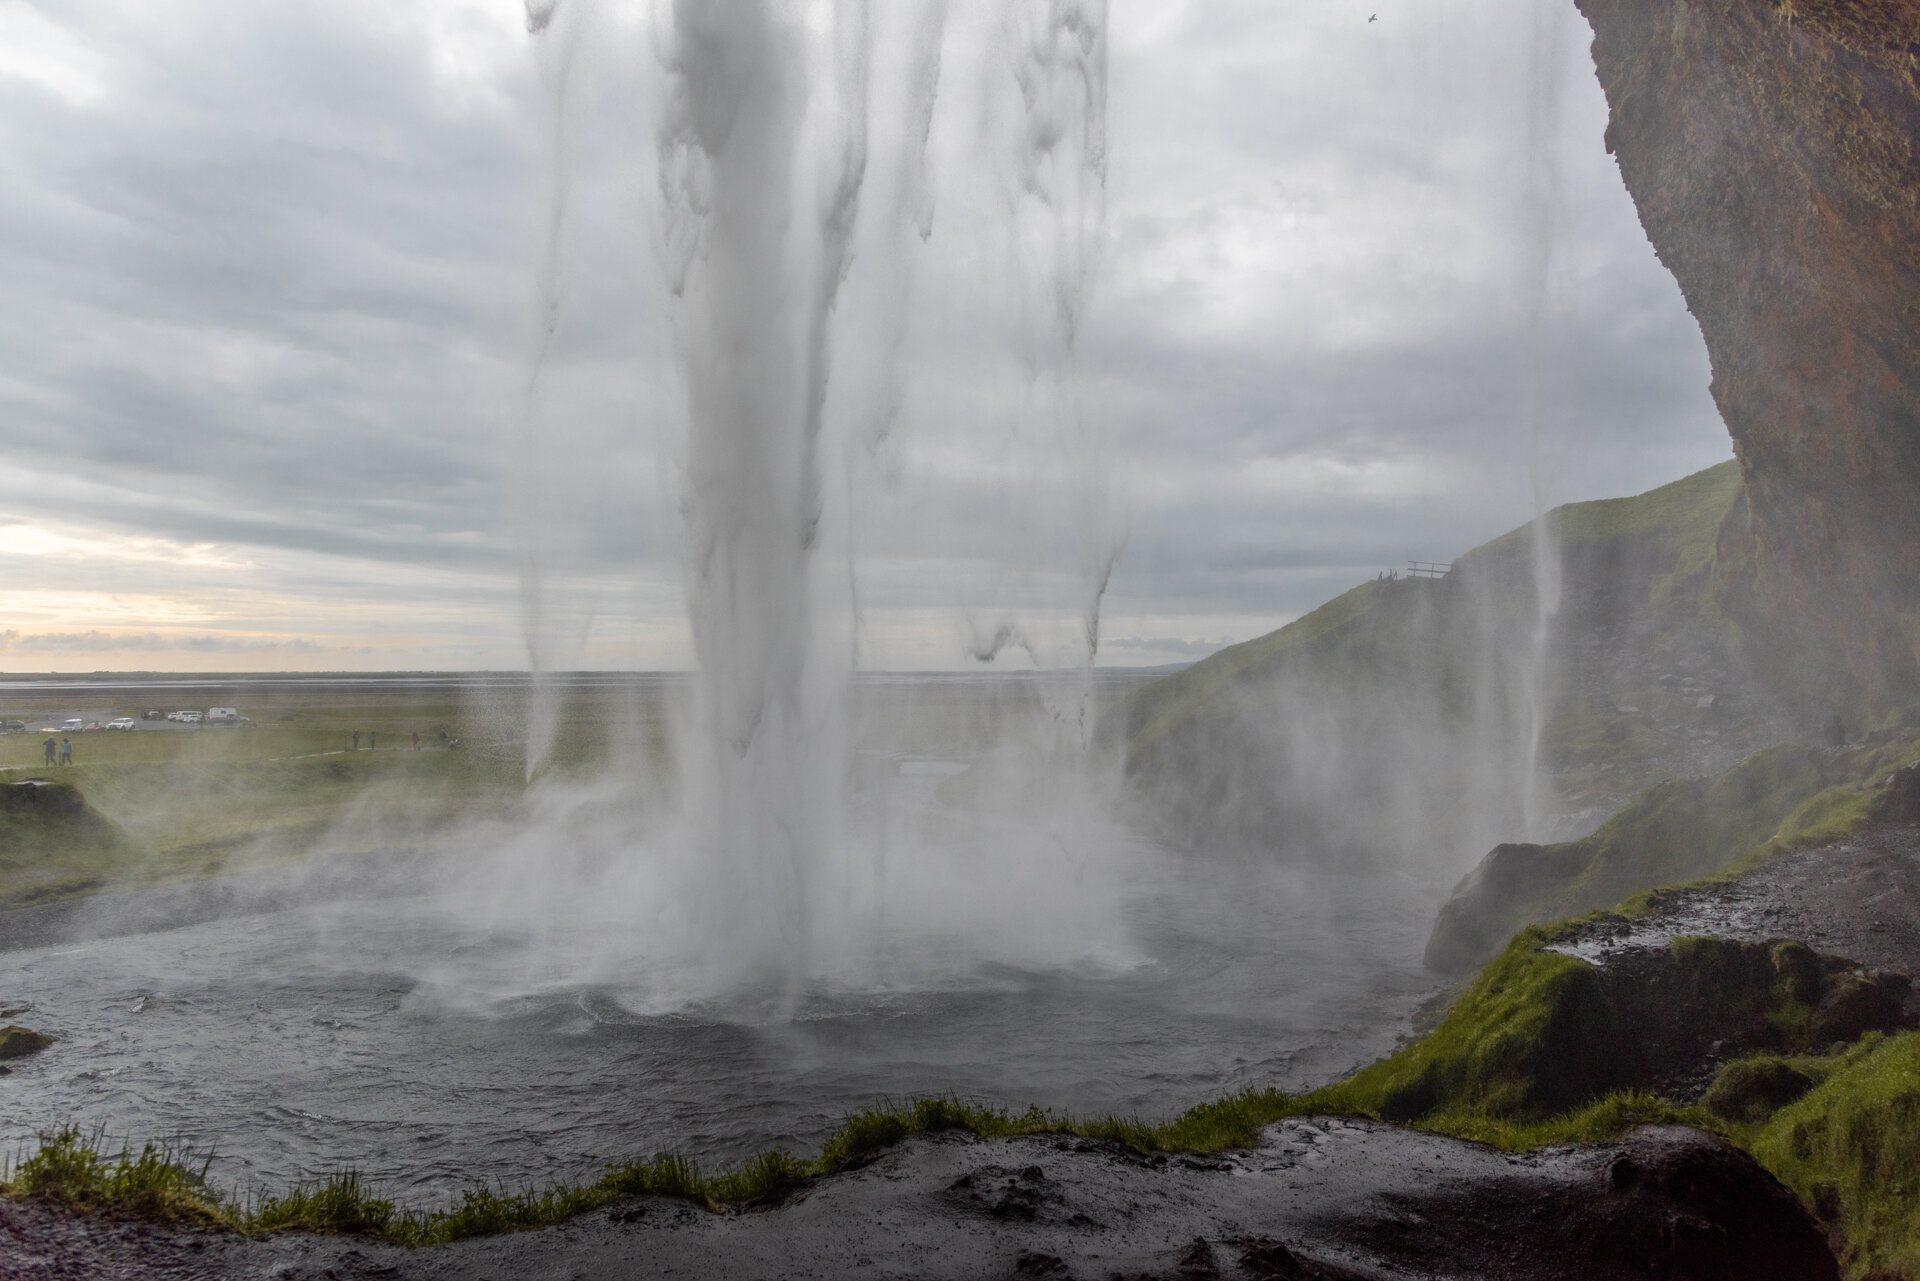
[0,676,646,910]
[0,671,1149,912]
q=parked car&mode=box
[106,718,138,731]
[1,720,23,734]
[179,711,203,724]
[142,710,166,721]
[60,718,83,732]
[207,707,241,724]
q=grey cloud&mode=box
[0,629,332,653]
[0,0,1736,668]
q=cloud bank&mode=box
[0,0,1731,672]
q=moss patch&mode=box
[1342,933,1616,1121]
[1752,1033,1920,1280]
[1702,1056,1816,1122]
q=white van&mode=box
[207,707,239,723]
[60,718,83,732]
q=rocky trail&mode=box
[1557,827,1920,983]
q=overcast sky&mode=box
[0,0,1732,672]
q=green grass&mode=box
[1336,931,1612,1122]
[1123,577,1394,753]
[1124,460,1746,779]
[4,1125,226,1225]
[0,1095,1409,1246]
[1417,1091,1711,1150]
[0,750,533,909]
[0,685,615,908]
[8,1026,1914,1267]
[1538,459,1741,612]
[1752,1033,1920,1280]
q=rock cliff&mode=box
[1576,0,1920,721]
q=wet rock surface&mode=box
[0,1122,1834,1280]
[1555,827,1920,985]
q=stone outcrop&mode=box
[0,1025,54,1060]
[1576,0,1920,721]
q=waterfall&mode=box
[511,0,1128,996]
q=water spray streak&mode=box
[999,0,1116,744]
[1515,1,1571,838]
[516,0,591,779]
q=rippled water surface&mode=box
[2,853,1441,1203]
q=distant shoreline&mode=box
[0,666,1187,696]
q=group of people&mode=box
[41,736,71,765]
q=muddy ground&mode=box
[0,1121,1833,1281]
[1556,826,1920,982]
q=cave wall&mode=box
[1575,0,1920,721]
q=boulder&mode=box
[0,1025,54,1059]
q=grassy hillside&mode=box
[1120,461,1800,864]
[1129,462,1742,758]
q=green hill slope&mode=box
[1121,461,1804,867]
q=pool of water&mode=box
[0,848,1442,1204]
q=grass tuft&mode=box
[1752,1032,1920,1279]
[247,1172,396,1236]
[3,1124,229,1226]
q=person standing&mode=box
[42,735,55,766]
[60,737,72,765]
[352,730,361,751]
[412,730,420,751]
[369,731,376,750]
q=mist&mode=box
[0,0,1747,1205]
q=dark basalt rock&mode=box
[1586,938,1911,1099]
[1577,0,1920,721]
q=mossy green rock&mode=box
[0,1025,54,1059]
[1346,933,1910,1127]
[1702,1056,1816,1122]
